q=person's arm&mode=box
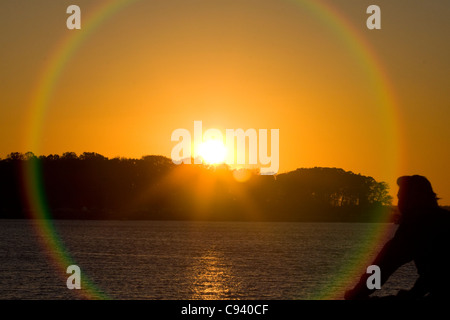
[345,224,415,300]
[396,276,428,299]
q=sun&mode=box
[198,139,227,165]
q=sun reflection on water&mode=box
[189,248,240,300]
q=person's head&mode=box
[397,175,438,214]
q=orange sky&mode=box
[1,0,449,204]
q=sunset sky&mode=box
[1,0,449,203]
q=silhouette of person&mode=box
[345,175,450,300]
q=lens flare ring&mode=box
[23,0,401,299]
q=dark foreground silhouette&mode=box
[345,175,450,300]
[1,152,393,221]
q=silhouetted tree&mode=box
[0,153,393,221]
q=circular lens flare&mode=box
[232,169,252,183]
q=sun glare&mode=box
[198,140,227,165]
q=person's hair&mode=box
[397,175,439,209]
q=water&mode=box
[0,220,417,300]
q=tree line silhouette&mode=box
[0,152,395,221]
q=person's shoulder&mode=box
[430,207,450,229]
[437,206,450,217]
[439,206,450,213]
